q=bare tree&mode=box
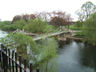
[30,14,36,20]
[50,11,72,26]
[76,1,96,21]
[12,15,22,23]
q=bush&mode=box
[83,13,96,45]
[0,19,56,33]
[32,38,58,65]
[13,19,27,30]
[0,21,16,31]
[69,21,83,30]
[0,33,36,61]
[30,38,58,72]
[0,20,27,31]
[0,33,58,71]
[74,21,83,28]
[24,18,54,33]
[74,32,85,38]
[1,24,17,31]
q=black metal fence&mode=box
[0,44,40,72]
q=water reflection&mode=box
[58,41,95,72]
[80,45,96,70]
[58,41,83,72]
[0,30,8,45]
[0,30,96,72]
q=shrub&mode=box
[0,33,36,61]
[0,33,58,72]
[13,19,27,30]
[69,21,83,30]
[24,18,54,33]
[0,21,17,31]
[83,13,96,45]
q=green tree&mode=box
[24,18,54,33]
[83,13,96,45]
[74,21,83,28]
[1,33,58,72]
[13,19,26,30]
[0,33,36,60]
[0,21,17,31]
[31,38,58,72]
[76,1,96,21]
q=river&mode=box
[0,30,8,45]
[0,30,8,38]
[0,30,96,72]
[58,41,95,72]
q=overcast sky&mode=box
[0,0,96,21]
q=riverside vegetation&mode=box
[0,18,59,72]
[0,1,96,72]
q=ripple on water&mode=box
[58,41,95,72]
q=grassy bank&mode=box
[0,19,58,33]
[0,21,16,31]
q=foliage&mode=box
[74,32,85,38]
[74,21,83,28]
[39,59,58,72]
[0,21,16,31]
[69,21,83,30]
[0,18,56,33]
[80,44,96,70]
[35,11,50,21]
[24,18,54,33]
[0,11,71,32]
[29,38,58,72]
[0,20,27,31]
[12,14,36,23]
[0,33,36,60]
[83,13,96,45]
[69,25,82,31]
[12,11,72,27]
[13,19,26,30]
[50,11,72,26]
[50,17,66,26]
[32,38,58,65]
[0,33,58,71]
[76,1,96,21]
[12,15,22,23]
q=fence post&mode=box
[24,59,27,72]
[1,44,6,72]
[5,47,8,72]
[30,63,33,72]
[3,51,6,72]
[8,49,11,72]
[1,44,7,72]
[36,67,40,72]
[12,50,15,72]
[0,45,1,62]
[1,44,40,72]
[15,53,18,72]
[19,55,22,72]
[1,44,4,69]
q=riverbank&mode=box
[0,30,96,72]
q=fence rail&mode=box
[0,44,40,72]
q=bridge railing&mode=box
[0,44,39,72]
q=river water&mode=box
[0,30,8,38]
[0,30,8,45]
[0,30,96,72]
[58,41,95,72]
